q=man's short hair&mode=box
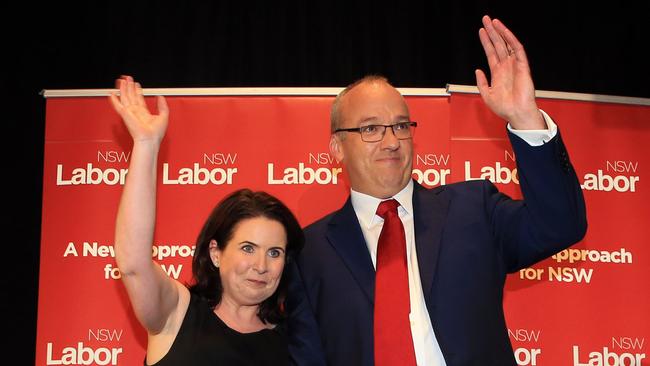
[330,75,390,134]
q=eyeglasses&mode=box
[334,121,417,142]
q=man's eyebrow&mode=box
[358,115,410,124]
[358,116,380,124]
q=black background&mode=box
[4,2,648,361]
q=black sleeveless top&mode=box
[148,293,288,366]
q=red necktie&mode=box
[374,199,417,366]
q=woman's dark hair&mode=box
[189,189,304,325]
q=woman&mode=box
[110,75,303,365]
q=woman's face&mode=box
[211,216,287,307]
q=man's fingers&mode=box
[482,15,509,61]
[475,69,490,97]
[493,19,529,65]
[479,28,499,69]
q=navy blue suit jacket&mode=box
[287,131,587,366]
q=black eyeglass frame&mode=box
[334,121,418,142]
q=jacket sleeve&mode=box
[491,129,587,272]
[286,261,328,366]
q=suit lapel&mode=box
[326,197,376,304]
[413,182,449,301]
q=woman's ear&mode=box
[209,239,220,268]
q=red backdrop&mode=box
[37,87,648,365]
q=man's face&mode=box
[330,81,413,199]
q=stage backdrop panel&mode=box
[37,86,648,365]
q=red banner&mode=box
[37,88,648,365]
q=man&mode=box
[287,15,587,366]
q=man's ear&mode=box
[329,134,344,164]
[209,239,220,268]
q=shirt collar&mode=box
[350,180,414,229]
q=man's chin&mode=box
[376,178,409,196]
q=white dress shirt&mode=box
[348,111,557,365]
